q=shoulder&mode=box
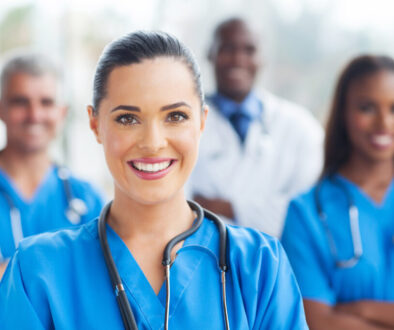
[226,225,285,273]
[56,167,105,203]
[15,219,98,271]
[283,185,319,231]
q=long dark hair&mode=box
[322,54,394,177]
[92,31,204,114]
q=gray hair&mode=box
[0,51,61,97]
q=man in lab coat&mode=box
[189,17,323,237]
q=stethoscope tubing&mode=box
[98,200,230,330]
[315,177,363,268]
[0,165,86,260]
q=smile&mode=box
[128,158,176,180]
[132,160,171,173]
[370,134,393,148]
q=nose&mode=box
[26,103,45,123]
[376,108,394,131]
[231,48,248,67]
[137,121,168,153]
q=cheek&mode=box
[8,108,26,123]
[102,129,132,159]
[173,126,201,164]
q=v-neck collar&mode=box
[0,165,56,206]
[104,218,219,329]
[333,174,394,210]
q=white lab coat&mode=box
[188,89,324,237]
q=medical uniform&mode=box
[0,217,308,329]
[281,175,394,305]
[0,165,104,261]
[188,90,323,237]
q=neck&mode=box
[339,154,394,202]
[109,188,195,244]
[0,147,52,198]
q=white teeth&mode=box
[371,135,393,147]
[133,161,171,172]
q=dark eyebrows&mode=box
[160,102,191,111]
[110,102,191,113]
[111,105,140,112]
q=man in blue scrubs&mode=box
[0,52,104,277]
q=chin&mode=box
[127,185,184,207]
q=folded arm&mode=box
[304,300,394,330]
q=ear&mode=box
[59,105,68,120]
[200,105,209,133]
[87,105,102,144]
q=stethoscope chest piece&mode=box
[66,198,88,224]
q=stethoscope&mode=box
[0,165,88,255]
[98,200,230,330]
[314,177,363,268]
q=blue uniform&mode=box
[281,174,394,305]
[0,217,307,329]
[0,166,104,261]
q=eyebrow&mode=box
[111,105,140,112]
[111,102,191,113]
[160,102,191,111]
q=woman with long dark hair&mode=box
[282,55,394,329]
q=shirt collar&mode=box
[209,91,263,120]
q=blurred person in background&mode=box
[0,52,104,278]
[188,17,324,237]
[282,54,394,329]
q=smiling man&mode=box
[0,52,104,278]
[189,17,324,237]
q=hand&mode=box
[193,195,234,219]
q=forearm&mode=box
[304,300,392,330]
[335,301,394,328]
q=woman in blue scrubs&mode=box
[282,55,394,329]
[0,31,307,329]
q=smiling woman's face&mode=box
[88,57,207,205]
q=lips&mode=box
[370,134,393,149]
[128,158,176,180]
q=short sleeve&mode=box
[0,251,45,329]
[253,241,308,330]
[281,198,336,305]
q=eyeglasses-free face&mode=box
[88,57,207,206]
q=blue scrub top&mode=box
[0,217,307,329]
[0,166,104,260]
[281,174,394,305]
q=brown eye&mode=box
[358,102,375,113]
[167,111,188,123]
[115,113,139,125]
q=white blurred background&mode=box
[1,0,393,197]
